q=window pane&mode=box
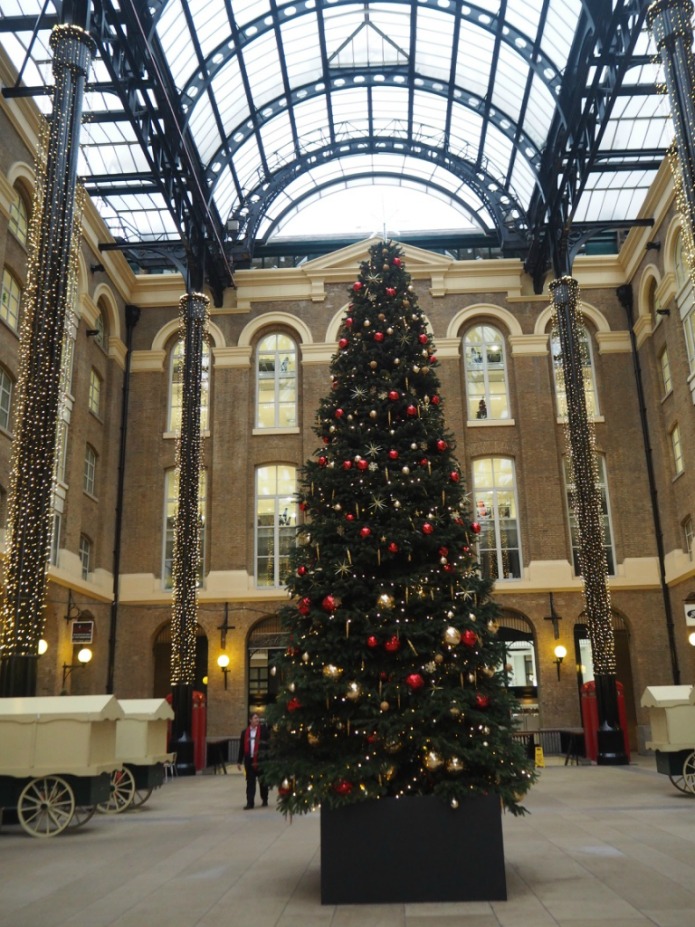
[472,458,522,580]
[1,267,22,331]
[256,334,297,427]
[464,325,509,420]
[0,368,12,432]
[255,465,297,586]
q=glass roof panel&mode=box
[455,22,494,99]
[414,10,454,81]
[538,0,582,65]
[522,75,558,150]
[188,99,224,164]
[490,43,527,125]
[210,59,250,135]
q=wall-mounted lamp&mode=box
[38,639,48,656]
[217,653,230,688]
[656,308,670,317]
[62,647,93,686]
[553,644,567,680]
[645,240,661,251]
[688,632,695,647]
[90,263,105,274]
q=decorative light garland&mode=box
[170,292,209,685]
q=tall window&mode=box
[79,534,92,580]
[1,267,22,332]
[659,347,672,396]
[551,326,599,418]
[255,465,297,587]
[88,368,102,416]
[50,513,61,567]
[463,325,509,420]
[671,424,684,475]
[564,455,615,575]
[684,517,694,559]
[8,187,29,245]
[168,340,210,432]
[471,457,522,580]
[84,444,97,496]
[94,306,107,349]
[0,366,12,432]
[163,469,207,589]
[256,334,298,428]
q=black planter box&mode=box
[320,793,506,904]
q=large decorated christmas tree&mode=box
[263,240,535,817]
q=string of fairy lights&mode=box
[550,277,616,677]
[170,292,209,685]
[0,24,92,664]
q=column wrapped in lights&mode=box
[550,277,627,764]
[169,290,209,774]
[0,23,95,697]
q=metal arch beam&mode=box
[259,172,500,243]
[205,70,544,194]
[178,0,566,127]
[524,0,655,291]
[227,139,529,249]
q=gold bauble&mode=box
[425,750,443,770]
[323,664,343,679]
[288,682,296,692]
[450,798,459,809]
[434,653,444,664]
[480,665,496,677]
[377,593,394,609]
[487,620,499,635]
[281,778,291,790]
[379,700,390,711]
[346,681,361,700]
[444,626,461,646]
[369,360,378,369]
[449,704,461,718]
[307,732,320,746]
[301,652,310,663]
[446,756,464,774]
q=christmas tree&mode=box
[263,240,535,815]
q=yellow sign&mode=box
[534,745,545,768]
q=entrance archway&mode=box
[152,622,209,698]
[246,613,289,718]
[497,611,538,732]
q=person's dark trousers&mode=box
[244,758,269,807]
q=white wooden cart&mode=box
[641,685,695,794]
[97,698,174,814]
[0,695,124,836]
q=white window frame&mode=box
[1,267,22,332]
[84,444,97,496]
[167,340,210,433]
[463,324,510,421]
[551,325,600,419]
[671,424,684,476]
[0,366,12,432]
[684,516,694,559]
[8,187,28,246]
[471,457,522,581]
[659,347,672,396]
[255,464,297,587]
[162,468,207,589]
[79,534,92,580]
[255,333,298,429]
[88,368,102,417]
[564,454,616,576]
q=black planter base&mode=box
[320,793,506,904]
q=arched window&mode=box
[168,340,211,432]
[255,465,297,587]
[163,468,207,589]
[471,457,522,580]
[550,325,599,418]
[675,231,690,292]
[256,333,298,428]
[563,454,615,575]
[8,186,29,246]
[94,303,108,350]
[1,266,22,332]
[463,324,510,420]
[0,365,13,432]
[247,613,290,716]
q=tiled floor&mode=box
[1,755,694,926]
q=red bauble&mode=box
[443,563,454,572]
[406,404,418,417]
[366,732,379,743]
[419,458,429,467]
[346,513,355,521]
[335,408,344,418]
[438,547,449,557]
[471,522,482,534]
[297,565,307,576]
[334,779,353,795]
[287,697,302,712]
[475,694,490,709]
[429,354,437,364]
[344,317,353,327]
[379,671,390,681]
[342,459,352,470]
[323,435,330,444]
[388,390,400,401]
[299,501,308,511]
[338,337,349,349]
[450,471,460,482]
[277,784,292,797]
[360,526,372,538]
[418,333,428,344]
[374,331,385,342]
[322,595,338,612]
[393,257,402,267]
[352,281,363,292]
[388,449,399,460]
[388,541,399,553]
[298,597,312,615]
[318,456,327,467]
[356,459,369,471]
[462,629,478,647]
[422,522,434,535]
[431,394,441,405]
[385,286,397,296]
[384,635,401,652]
[366,635,379,649]
[405,673,425,690]
[436,439,448,452]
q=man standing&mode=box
[237,712,269,809]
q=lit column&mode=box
[648,1,695,241]
[169,291,209,774]
[550,276,627,765]
[0,23,95,697]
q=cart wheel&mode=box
[131,785,154,809]
[682,750,695,794]
[68,805,97,828]
[17,776,75,837]
[97,766,136,814]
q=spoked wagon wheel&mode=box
[68,805,97,828]
[668,750,695,795]
[131,784,154,809]
[97,766,136,814]
[17,775,75,837]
